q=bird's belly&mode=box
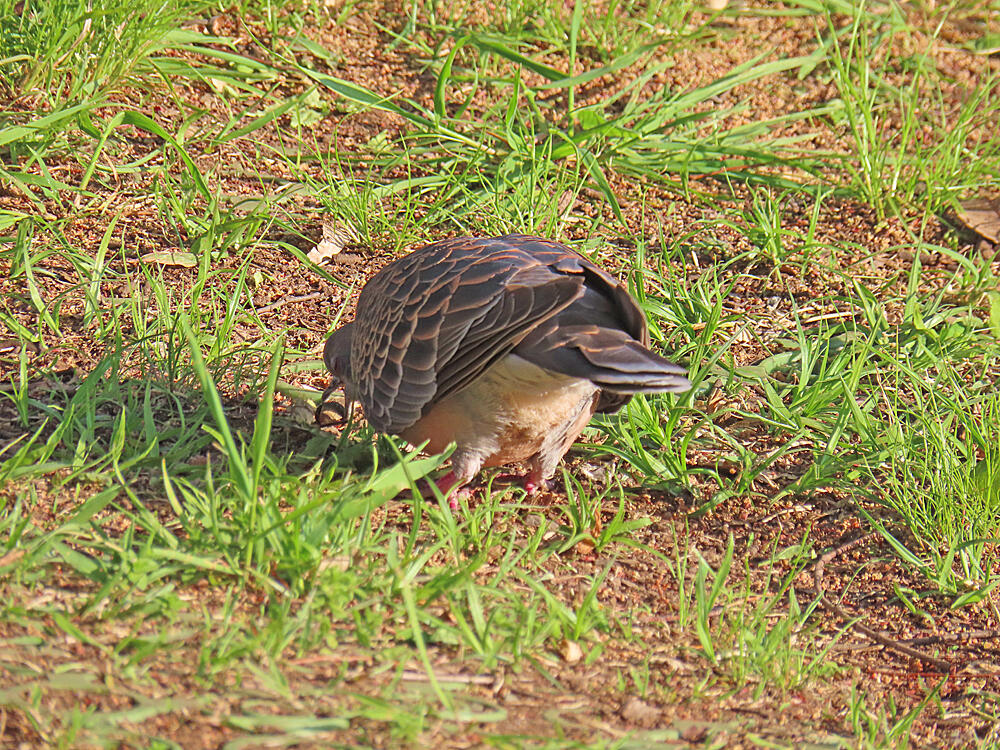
[398,354,598,466]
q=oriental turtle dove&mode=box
[319,234,691,505]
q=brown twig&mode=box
[903,631,1000,647]
[255,291,323,316]
[836,628,1000,651]
[814,532,953,674]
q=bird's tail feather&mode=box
[518,326,692,394]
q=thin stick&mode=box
[814,532,953,674]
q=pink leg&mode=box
[435,471,464,510]
[415,471,468,510]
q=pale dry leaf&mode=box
[577,461,612,484]
[559,639,583,664]
[620,695,661,727]
[574,537,596,556]
[656,656,695,672]
[208,13,231,35]
[140,251,198,268]
[307,220,360,264]
[0,548,25,567]
[289,402,320,426]
[956,197,1000,244]
[318,555,351,572]
[556,190,575,217]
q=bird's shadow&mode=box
[0,355,378,501]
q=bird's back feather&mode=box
[345,234,690,432]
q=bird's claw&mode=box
[493,472,554,495]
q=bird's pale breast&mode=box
[399,354,599,467]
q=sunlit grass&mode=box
[1,0,999,745]
[0,0,202,103]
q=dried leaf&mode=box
[574,537,596,556]
[0,548,25,567]
[307,221,359,264]
[289,402,320,426]
[620,695,661,727]
[207,78,240,98]
[559,639,583,664]
[556,190,575,217]
[318,555,351,572]
[956,197,1000,244]
[140,251,198,268]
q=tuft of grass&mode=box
[848,681,945,750]
[857,364,1000,597]
[0,0,204,103]
[682,533,843,697]
[821,1,1000,218]
[385,0,706,63]
[293,32,834,232]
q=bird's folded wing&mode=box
[353,237,587,433]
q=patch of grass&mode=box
[727,252,1000,590]
[821,1,1000,218]
[857,361,1000,596]
[295,29,832,232]
[683,533,842,697]
[0,0,204,103]
[848,682,944,750]
[587,234,751,506]
[0,338,621,743]
[387,0,706,63]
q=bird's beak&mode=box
[315,378,348,425]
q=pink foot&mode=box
[523,477,557,495]
[494,471,553,495]
[417,471,467,510]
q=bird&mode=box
[317,234,691,508]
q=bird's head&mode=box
[316,322,355,425]
[323,323,354,386]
